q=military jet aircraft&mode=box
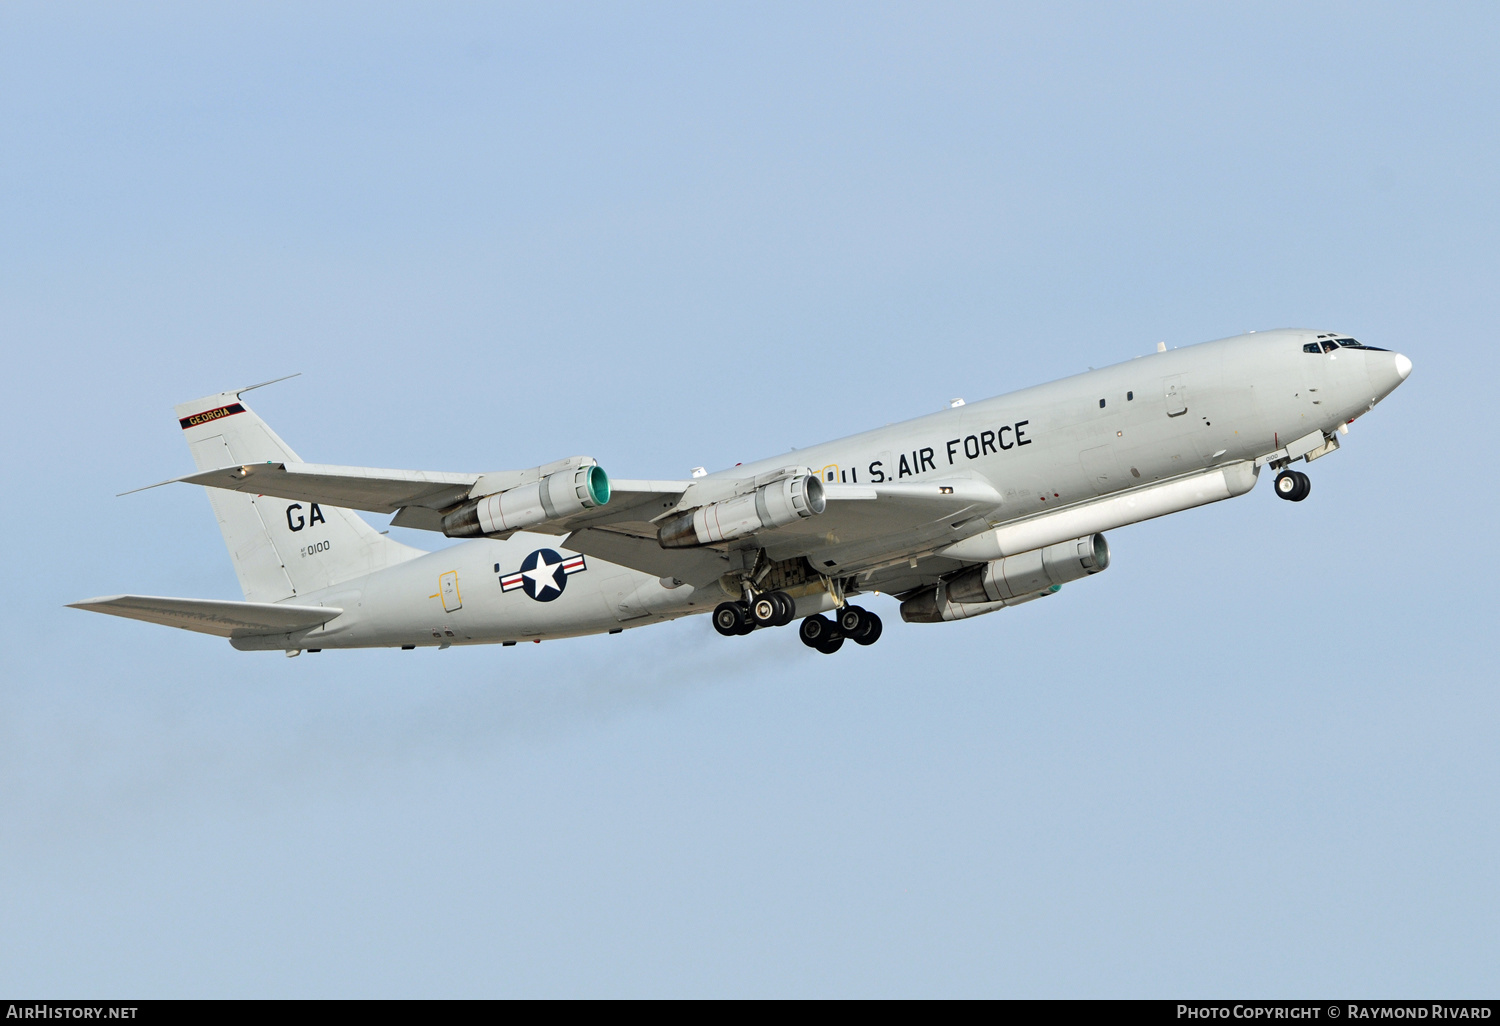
[71,329,1411,655]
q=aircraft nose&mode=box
[1369,350,1412,400]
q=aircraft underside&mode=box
[71,329,1412,656]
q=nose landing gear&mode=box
[1274,469,1312,502]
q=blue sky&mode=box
[1,2,1495,996]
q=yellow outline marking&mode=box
[439,571,462,612]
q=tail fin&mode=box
[175,386,424,603]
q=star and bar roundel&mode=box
[497,549,586,602]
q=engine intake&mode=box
[442,464,610,539]
[657,474,825,548]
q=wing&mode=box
[149,462,693,536]
[164,462,478,514]
[156,459,994,583]
[387,477,691,533]
[68,595,341,638]
[565,526,733,587]
[749,478,1002,572]
[566,476,1002,584]
[526,479,690,535]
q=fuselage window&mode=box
[1127,391,1133,400]
[1099,398,1106,408]
[1303,343,1321,354]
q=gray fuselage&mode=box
[249,328,1407,650]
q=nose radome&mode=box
[1395,353,1413,380]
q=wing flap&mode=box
[758,478,1003,563]
[565,526,731,588]
[68,595,341,638]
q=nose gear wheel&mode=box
[1274,469,1311,502]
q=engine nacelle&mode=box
[946,533,1109,605]
[657,474,825,548]
[899,533,1110,623]
[899,582,1055,623]
[442,463,610,539]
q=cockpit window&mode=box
[1321,340,1339,353]
[1303,343,1321,354]
[1336,338,1362,347]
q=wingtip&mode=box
[235,372,301,396]
[66,596,121,610]
[118,463,266,498]
[116,472,197,497]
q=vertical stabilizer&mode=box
[175,388,424,603]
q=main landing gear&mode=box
[712,594,884,654]
[1274,469,1312,502]
[712,591,796,636]
[799,605,883,655]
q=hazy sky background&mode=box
[2,2,1496,997]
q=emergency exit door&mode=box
[440,571,462,612]
[1165,377,1188,417]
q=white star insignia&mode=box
[523,552,564,597]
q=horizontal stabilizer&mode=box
[67,595,342,638]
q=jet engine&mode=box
[900,533,1110,623]
[947,533,1109,605]
[442,463,611,539]
[898,582,1055,623]
[657,474,825,548]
